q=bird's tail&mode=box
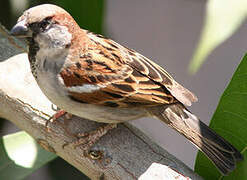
[148,103,243,175]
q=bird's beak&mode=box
[10,20,31,38]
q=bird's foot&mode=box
[65,123,117,155]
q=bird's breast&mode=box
[35,59,146,123]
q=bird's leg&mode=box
[69,123,117,154]
[46,109,74,136]
[47,107,117,154]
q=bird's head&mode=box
[10,4,80,50]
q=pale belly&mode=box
[36,71,147,123]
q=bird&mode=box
[10,4,243,175]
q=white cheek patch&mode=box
[36,24,72,50]
[66,84,106,93]
[48,24,72,48]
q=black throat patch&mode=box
[27,37,39,79]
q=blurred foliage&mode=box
[189,0,247,73]
[47,158,89,180]
[52,0,105,34]
[195,53,247,179]
[0,1,12,29]
[0,131,57,180]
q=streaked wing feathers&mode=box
[126,52,198,106]
[60,32,197,107]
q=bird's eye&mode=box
[39,17,52,31]
[28,17,53,35]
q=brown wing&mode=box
[60,32,197,107]
[123,48,198,106]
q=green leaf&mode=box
[52,0,105,34]
[194,53,247,179]
[0,131,57,180]
[189,0,247,73]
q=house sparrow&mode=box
[11,4,243,175]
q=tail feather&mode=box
[148,103,243,175]
[202,137,235,174]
